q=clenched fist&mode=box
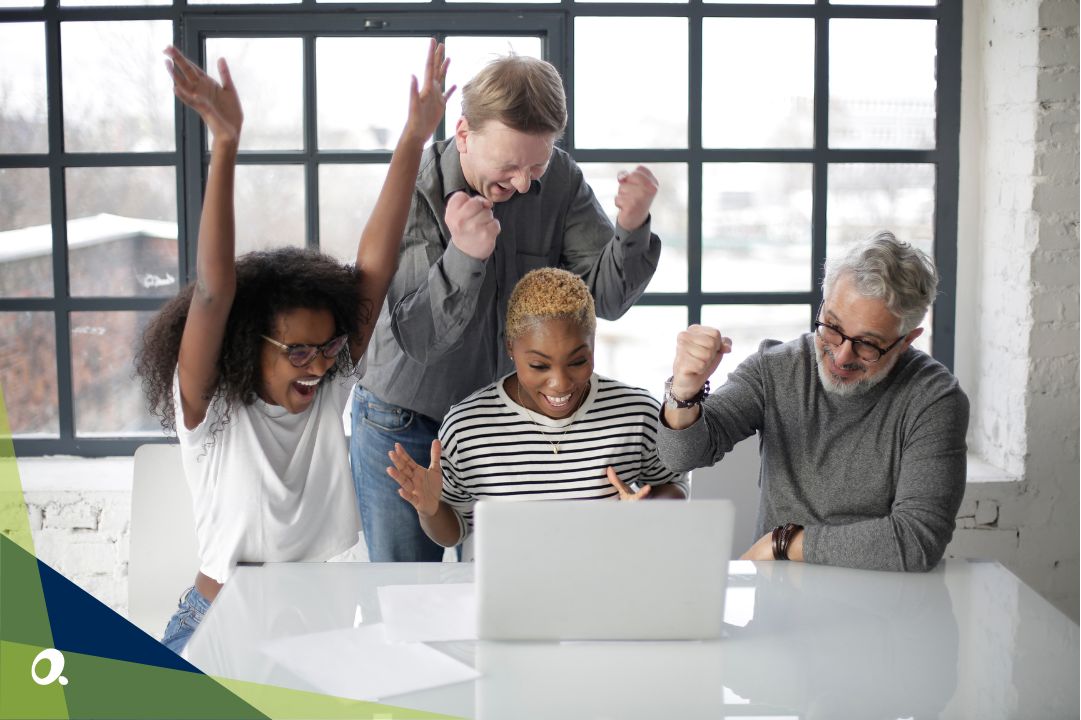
[614,165,659,232]
[446,191,500,260]
[671,325,732,401]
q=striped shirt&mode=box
[439,373,688,557]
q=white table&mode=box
[185,560,1079,719]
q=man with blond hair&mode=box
[658,232,968,571]
[352,54,662,561]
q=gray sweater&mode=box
[658,335,969,571]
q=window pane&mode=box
[702,163,813,293]
[0,23,47,153]
[833,0,934,5]
[0,168,52,297]
[235,164,305,255]
[61,21,174,153]
[206,38,303,151]
[317,37,430,151]
[707,0,810,4]
[586,0,684,4]
[72,311,160,436]
[701,304,808,377]
[191,0,297,5]
[66,166,178,297]
[595,306,687,401]
[444,36,544,129]
[318,164,388,263]
[0,312,58,437]
[579,162,687,293]
[827,163,934,354]
[574,17,687,149]
[829,19,936,149]
[826,163,934,258]
[448,0,553,4]
[703,18,814,149]
[63,0,168,7]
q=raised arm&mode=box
[165,46,243,430]
[350,39,454,363]
[562,164,662,320]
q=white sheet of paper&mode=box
[378,583,478,642]
[260,623,479,701]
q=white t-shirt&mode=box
[439,373,689,560]
[174,371,361,583]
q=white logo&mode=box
[31,648,68,686]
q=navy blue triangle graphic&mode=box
[36,555,199,673]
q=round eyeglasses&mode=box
[813,321,904,363]
[261,333,349,368]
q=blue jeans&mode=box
[351,386,445,562]
[161,585,211,654]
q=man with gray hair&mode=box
[658,231,968,571]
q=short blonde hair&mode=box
[506,268,595,343]
[461,55,567,136]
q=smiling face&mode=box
[258,307,339,413]
[455,118,556,203]
[508,317,594,420]
[813,273,922,397]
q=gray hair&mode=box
[822,231,938,335]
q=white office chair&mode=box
[128,443,200,639]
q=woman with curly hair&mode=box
[137,41,454,653]
[387,268,688,561]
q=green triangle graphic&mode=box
[214,676,466,720]
[0,381,67,720]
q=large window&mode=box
[0,0,960,456]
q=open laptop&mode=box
[474,499,735,641]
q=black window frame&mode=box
[0,0,961,457]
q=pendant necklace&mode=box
[516,380,577,455]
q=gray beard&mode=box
[814,343,893,398]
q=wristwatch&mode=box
[664,376,710,410]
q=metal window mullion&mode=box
[304,33,319,250]
[562,8,575,153]
[44,9,77,443]
[181,28,205,285]
[808,1,829,327]
[933,1,961,371]
[687,0,701,325]
[172,17,190,291]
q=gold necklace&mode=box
[515,379,577,455]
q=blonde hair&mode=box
[506,268,596,342]
[461,54,567,136]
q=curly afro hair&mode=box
[136,247,368,433]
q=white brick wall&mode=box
[951,0,1080,621]
[24,488,131,614]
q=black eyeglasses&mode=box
[813,321,905,363]
[261,333,349,368]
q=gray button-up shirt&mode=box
[358,139,661,420]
